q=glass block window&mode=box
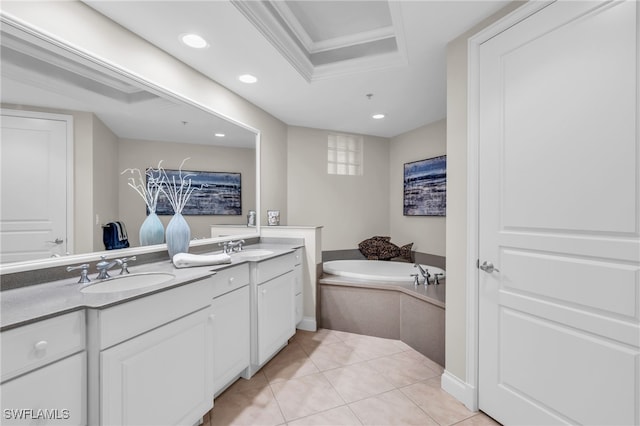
[327,133,363,176]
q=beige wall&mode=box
[390,119,446,256]
[92,115,119,251]
[119,139,256,246]
[287,126,390,251]
[445,2,525,382]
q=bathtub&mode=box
[322,259,445,283]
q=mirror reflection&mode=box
[0,29,258,264]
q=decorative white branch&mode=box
[121,161,165,213]
[159,158,206,215]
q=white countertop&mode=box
[0,243,299,331]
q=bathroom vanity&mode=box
[0,243,303,426]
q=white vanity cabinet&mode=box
[210,264,250,396]
[0,311,86,425]
[90,278,214,426]
[249,252,298,371]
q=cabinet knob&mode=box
[34,340,48,352]
[228,277,234,285]
[262,289,267,295]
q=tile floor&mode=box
[202,329,500,426]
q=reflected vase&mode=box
[166,213,190,258]
[139,212,165,246]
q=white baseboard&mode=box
[296,317,317,332]
[441,370,478,412]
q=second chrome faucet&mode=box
[67,255,137,283]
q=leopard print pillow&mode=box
[358,236,400,260]
[398,243,414,262]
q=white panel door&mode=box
[478,1,639,425]
[0,110,72,262]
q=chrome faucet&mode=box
[96,256,122,280]
[67,263,91,284]
[414,264,431,284]
[227,239,245,252]
[119,256,136,274]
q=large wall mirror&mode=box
[0,21,261,271]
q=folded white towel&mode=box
[172,252,232,268]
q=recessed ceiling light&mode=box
[372,113,385,120]
[238,74,258,84]
[215,133,225,138]
[180,33,208,49]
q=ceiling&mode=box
[82,0,508,138]
[0,27,256,148]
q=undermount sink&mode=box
[80,272,176,294]
[231,249,274,258]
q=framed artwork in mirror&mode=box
[403,155,446,216]
[154,170,241,215]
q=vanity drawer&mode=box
[211,264,250,299]
[96,278,211,350]
[1,310,85,383]
[256,252,296,284]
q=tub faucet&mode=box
[411,273,420,286]
[96,256,122,280]
[414,264,431,284]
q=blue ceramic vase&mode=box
[166,213,190,258]
[139,212,165,246]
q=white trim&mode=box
[296,317,317,332]
[464,0,553,412]
[441,370,477,411]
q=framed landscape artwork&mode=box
[154,170,242,215]
[403,155,446,216]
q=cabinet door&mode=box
[257,272,295,365]
[0,352,86,425]
[212,285,250,395]
[100,308,213,426]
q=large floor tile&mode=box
[366,351,440,387]
[306,341,366,371]
[322,362,396,403]
[455,412,503,426]
[341,334,406,360]
[348,389,438,425]
[210,386,285,426]
[397,347,444,374]
[263,342,319,383]
[270,373,345,421]
[287,406,363,426]
[401,377,476,425]
[223,371,269,394]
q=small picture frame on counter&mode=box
[247,210,256,227]
[267,210,280,226]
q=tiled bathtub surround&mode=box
[204,329,499,426]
